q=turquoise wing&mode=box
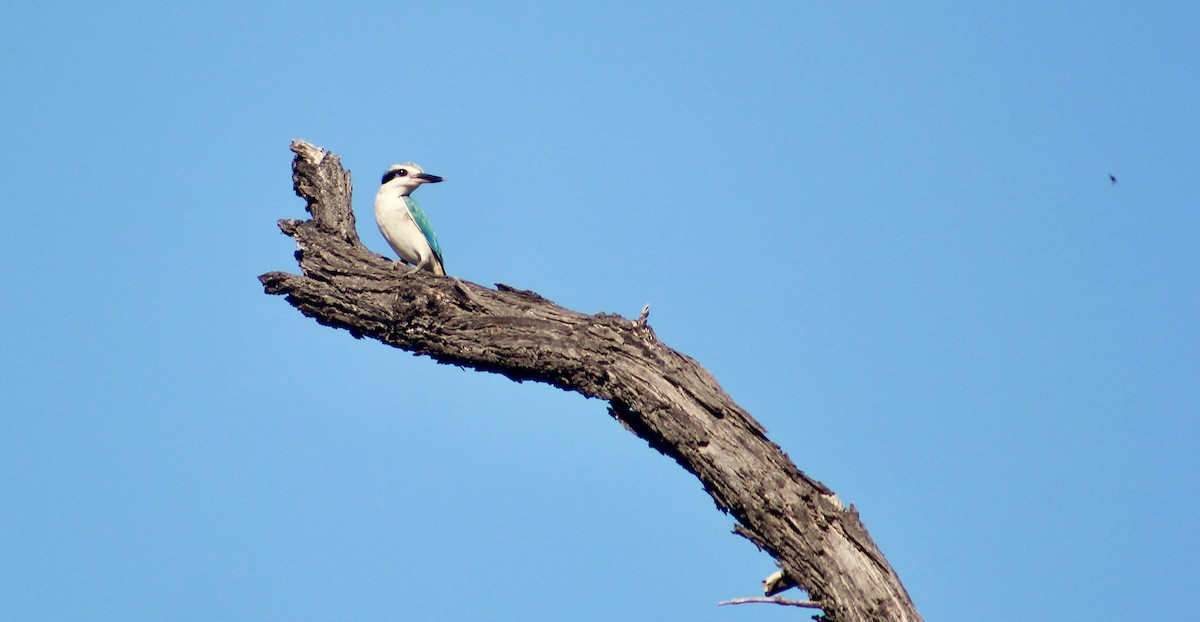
[403,196,444,265]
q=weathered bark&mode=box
[259,140,923,622]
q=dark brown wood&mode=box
[260,140,923,622]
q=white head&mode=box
[380,162,444,196]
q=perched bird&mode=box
[374,162,446,275]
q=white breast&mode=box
[374,190,426,265]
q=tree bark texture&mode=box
[259,140,923,622]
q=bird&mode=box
[1109,173,1118,185]
[374,162,446,276]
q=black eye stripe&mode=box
[381,168,410,184]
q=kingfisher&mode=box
[374,162,446,275]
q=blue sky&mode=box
[2,2,1197,620]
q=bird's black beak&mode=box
[416,173,444,183]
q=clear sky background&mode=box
[2,2,1197,620]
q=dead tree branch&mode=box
[718,596,822,609]
[259,140,923,622]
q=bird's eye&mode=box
[382,168,410,184]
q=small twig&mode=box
[636,303,651,326]
[717,596,821,609]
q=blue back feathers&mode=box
[403,196,443,265]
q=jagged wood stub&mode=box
[259,140,923,622]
